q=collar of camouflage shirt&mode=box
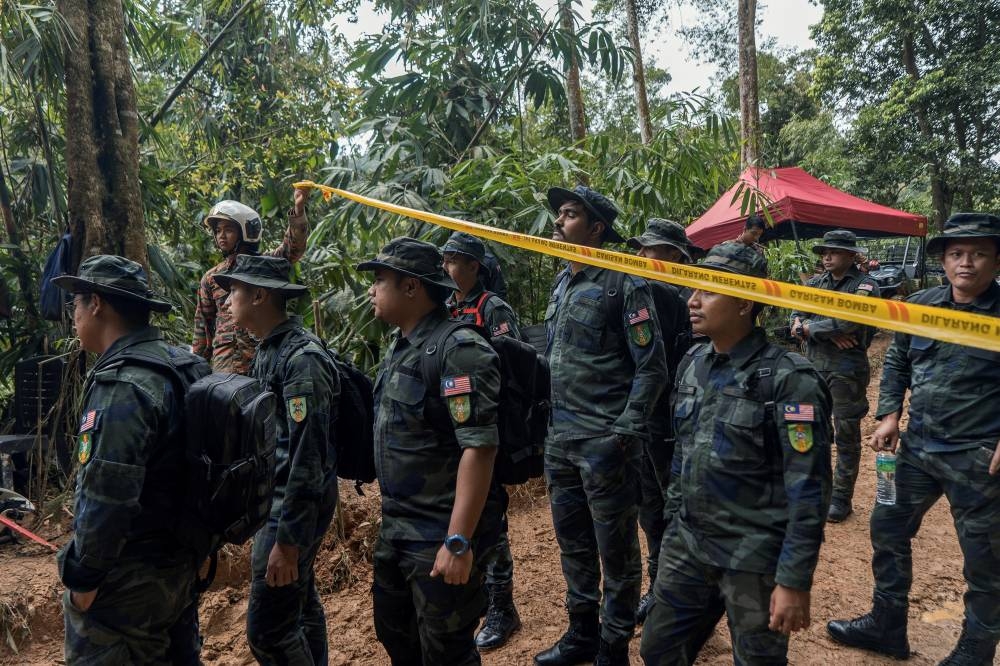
[258,316,303,348]
[399,307,449,348]
[706,327,769,370]
[97,326,163,364]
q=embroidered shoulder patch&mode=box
[442,375,472,396]
[288,396,308,423]
[856,283,874,292]
[78,433,93,464]
[787,423,814,453]
[491,322,511,338]
[627,308,653,347]
[448,395,472,423]
[628,308,651,325]
[79,409,100,433]
[782,403,815,422]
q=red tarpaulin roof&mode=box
[686,167,927,249]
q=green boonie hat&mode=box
[701,241,769,278]
[627,218,701,262]
[52,255,172,313]
[812,229,865,255]
[357,237,459,290]
[926,213,1000,256]
[213,255,309,298]
[440,232,486,264]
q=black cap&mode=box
[213,255,309,298]
[547,185,624,243]
[357,237,459,290]
[52,255,172,313]
[701,241,769,278]
[812,229,865,255]
[440,232,486,264]
[926,213,1000,256]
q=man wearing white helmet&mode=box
[192,188,310,374]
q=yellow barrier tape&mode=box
[295,180,1000,353]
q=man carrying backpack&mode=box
[441,231,523,651]
[358,237,504,665]
[625,218,698,625]
[193,189,310,374]
[640,242,832,665]
[54,255,211,664]
[538,186,667,666]
[215,255,340,665]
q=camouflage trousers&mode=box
[246,498,337,665]
[640,530,788,665]
[871,442,1000,639]
[818,369,869,504]
[485,487,513,588]
[638,436,674,583]
[372,537,496,666]
[63,557,198,665]
[545,433,642,642]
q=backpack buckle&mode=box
[426,345,438,355]
[757,368,772,378]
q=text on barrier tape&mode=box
[294,180,1000,353]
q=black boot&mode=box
[475,583,521,651]
[593,636,630,666]
[635,589,655,625]
[534,610,600,666]
[827,598,910,659]
[827,498,853,523]
[938,622,998,665]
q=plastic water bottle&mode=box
[875,451,897,505]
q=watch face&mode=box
[446,535,468,555]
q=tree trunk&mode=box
[625,0,653,144]
[737,0,761,169]
[58,0,146,270]
[901,32,949,229]
[560,1,587,144]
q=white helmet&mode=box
[203,200,263,244]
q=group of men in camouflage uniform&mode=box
[53,180,1000,666]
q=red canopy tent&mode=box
[686,167,927,249]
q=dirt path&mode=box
[1,334,992,664]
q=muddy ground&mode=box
[1,335,993,664]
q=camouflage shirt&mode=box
[790,266,880,373]
[877,282,1000,453]
[250,317,340,548]
[374,308,503,543]
[666,329,832,590]
[446,282,522,340]
[544,265,667,441]
[58,327,210,592]
[192,209,309,374]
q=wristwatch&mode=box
[444,533,470,556]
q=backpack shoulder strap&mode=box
[752,345,788,452]
[420,319,476,396]
[600,270,627,328]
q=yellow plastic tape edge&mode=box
[295,180,1000,353]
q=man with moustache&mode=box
[536,186,667,666]
[828,214,1000,665]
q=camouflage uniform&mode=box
[361,240,504,665]
[215,256,340,665]
[54,256,210,665]
[544,263,667,644]
[192,209,308,374]
[641,243,832,666]
[868,282,1000,642]
[790,230,879,513]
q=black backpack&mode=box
[600,270,693,375]
[269,329,376,495]
[421,320,550,485]
[112,346,278,564]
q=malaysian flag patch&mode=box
[79,409,99,433]
[491,322,511,337]
[442,375,473,396]
[628,308,651,325]
[783,404,815,422]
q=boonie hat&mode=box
[441,232,486,264]
[213,255,309,298]
[547,185,624,243]
[52,255,172,313]
[628,218,702,262]
[701,241,769,279]
[926,213,1000,256]
[357,237,459,291]
[812,229,865,256]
